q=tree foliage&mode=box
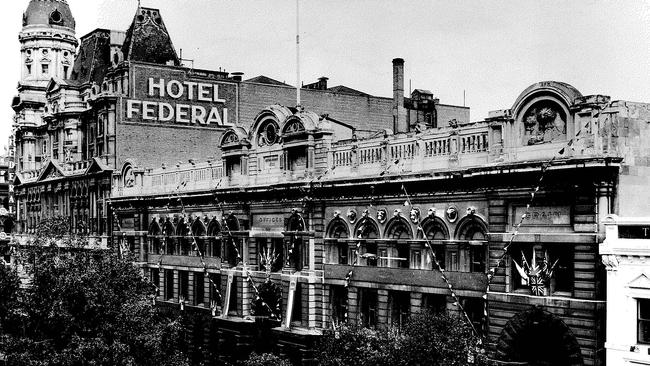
[0,217,190,366]
[239,352,292,366]
[316,312,481,366]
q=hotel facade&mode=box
[11,1,650,365]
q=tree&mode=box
[0,216,190,366]
[239,352,292,366]
[315,312,482,366]
[0,263,19,329]
[399,312,480,366]
[315,325,401,366]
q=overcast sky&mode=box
[1,0,649,151]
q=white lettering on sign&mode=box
[252,214,285,231]
[126,78,231,126]
[514,206,571,226]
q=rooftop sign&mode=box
[123,64,237,127]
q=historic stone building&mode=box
[11,1,650,366]
[109,76,650,365]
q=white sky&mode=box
[1,0,649,151]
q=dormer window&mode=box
[258,121,280,147]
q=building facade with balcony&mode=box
[109,79,650,365]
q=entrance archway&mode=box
[495,307,583,366]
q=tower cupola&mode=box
[19,0,78,82]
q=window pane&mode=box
[640,299,650,320]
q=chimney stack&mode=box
[392,58,408,133]
[231,72,244,82]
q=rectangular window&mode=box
[422,293,447,314]
[360,288,378,329]
[165,269,174,300]
[410,250,422,269]
[331,285,348,324]
[151,268,160,293]
[26,64,32,75]
[228,278,238,316]
[292,283,303,326]
[209,274,222,307]
[338,242,348,264]
[639,299,650,344]
[379,249,388,267]
[41,64,49,74]
[548,245,574,294]
[179,271,189,301]
[470,245,486,273]
[389,291,410,329]
[63,66,69,77]
[397,244,410,269]
[194,272,204,306]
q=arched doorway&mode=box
[495,307,583,366]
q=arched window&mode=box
[223,214,241,266]
[326,219,349,239]
[176,218,191,256]
[148,218,161,254]
[385,217,413,239]
[417,217,449,270]
[384,217,413,268]
[207,218,222,258]
[191,218,207,257]
[354,217,380,266]
[456,216,488,273]
[161,218,175,255]
[326,218,350,264]
[287,212,307,271]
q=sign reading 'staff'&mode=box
[124,65,237,127]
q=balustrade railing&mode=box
[113,120,620,198]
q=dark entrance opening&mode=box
[495,307,583,366]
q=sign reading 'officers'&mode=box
[124,64,237,127]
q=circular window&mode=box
[42,49,48,56]
[63,51,69,57]
[50,10,62,24]
[26,49,32,56]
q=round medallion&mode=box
[445,206,458,223]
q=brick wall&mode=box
[239,82,393,132]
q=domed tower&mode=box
[19,0,77,82]
[13,0,77,173]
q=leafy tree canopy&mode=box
[0,217,190,366]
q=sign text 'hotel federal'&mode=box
[124,66,237,127]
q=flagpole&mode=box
[296,0,301,107]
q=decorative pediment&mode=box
[628,273,650,290]
[37,161,66,182]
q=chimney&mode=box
[318,76,329,90]
[231,72,244,82]
[392,58,408,133]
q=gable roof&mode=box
[245,75,292,87]
[327,85,368,96]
